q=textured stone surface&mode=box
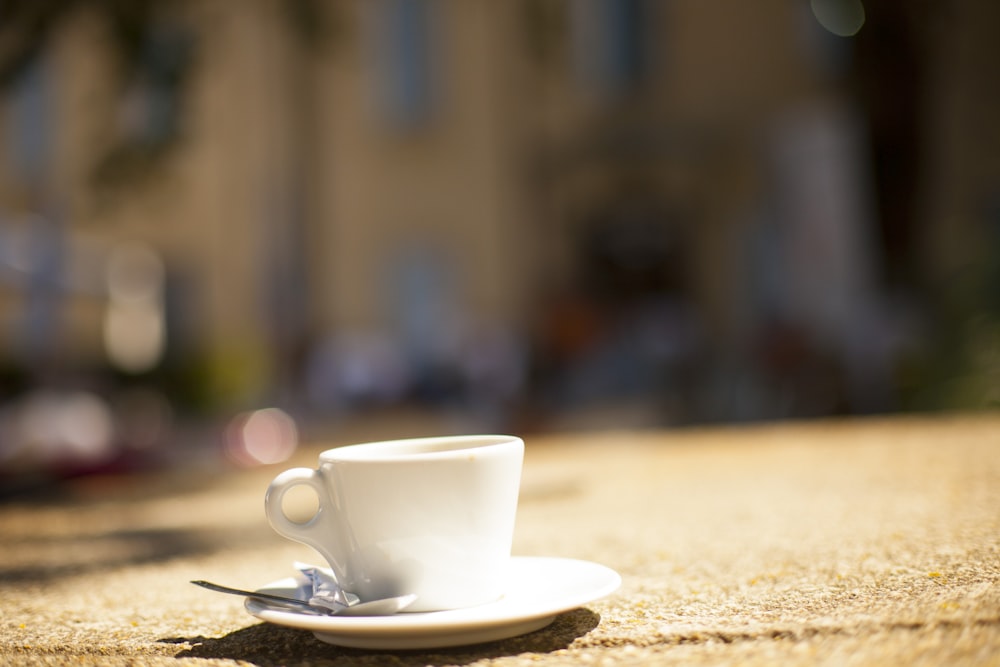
[1,414,999,665]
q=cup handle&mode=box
[264,467,342,575]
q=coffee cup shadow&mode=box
[163,607,600,664]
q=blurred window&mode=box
[5,58,52,190]
[118,23,192,150]
[373,0,436,129]
[571,0,648,98]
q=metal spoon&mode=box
[191,580,416,616]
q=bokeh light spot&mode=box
[103,242,166,373]
[810,0,865,37]
[223,407,299,466]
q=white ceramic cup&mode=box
[264,434,524,612]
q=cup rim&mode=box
[318,434,522,463]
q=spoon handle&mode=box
[191,580,329,615]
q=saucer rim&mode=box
[244,555,621,643]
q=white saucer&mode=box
[245,556,621,650]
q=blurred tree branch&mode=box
[0,0,164,86]
[0,0,195,194]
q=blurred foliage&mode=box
[1,0,163,86]
[902,209,1000,413]
[0,0,337,195]
[1,0,196,193]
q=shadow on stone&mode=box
[164,608,601,666]
[0,525,271,584]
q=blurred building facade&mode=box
[1,0,998,431]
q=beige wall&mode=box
[315,2,533,333]
[0,0,841,370]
